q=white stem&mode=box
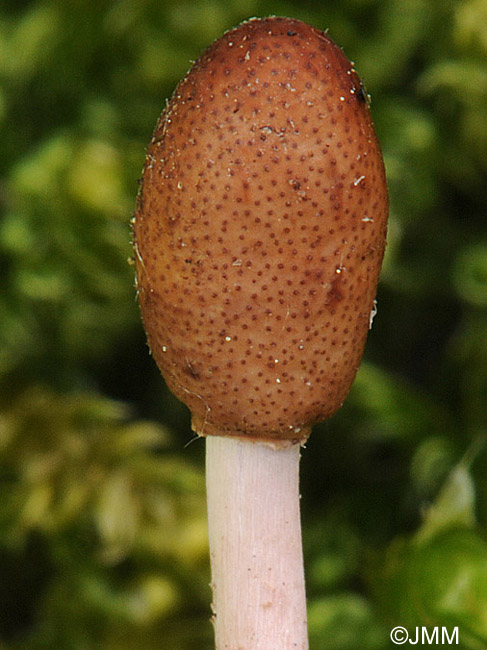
[206,436,309,650]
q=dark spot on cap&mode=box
[356,81,369,104]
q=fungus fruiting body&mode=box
[133,16,388,650]
[134,16,387,446]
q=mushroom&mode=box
[133,16,388,650]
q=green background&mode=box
[1,0,487,648]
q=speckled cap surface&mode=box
[133,16,388,444]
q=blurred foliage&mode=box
[0,0,486,648]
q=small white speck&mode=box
[232,259,242,266]
[225,336,232,342]
[274,359,279,364]
[162,346,167,353]
[362,216,374,222]
[260,126,273,134]
[228,41,233,47]
[276,378,281,384]
[339,96,345,101]
[305,381,312,387]
[298,344,304,350]
[244,50,251,61]
[353,175,366,186]
[177,181,183,189]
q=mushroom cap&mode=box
[133,16,388,444]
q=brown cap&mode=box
[133,17,388,444]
